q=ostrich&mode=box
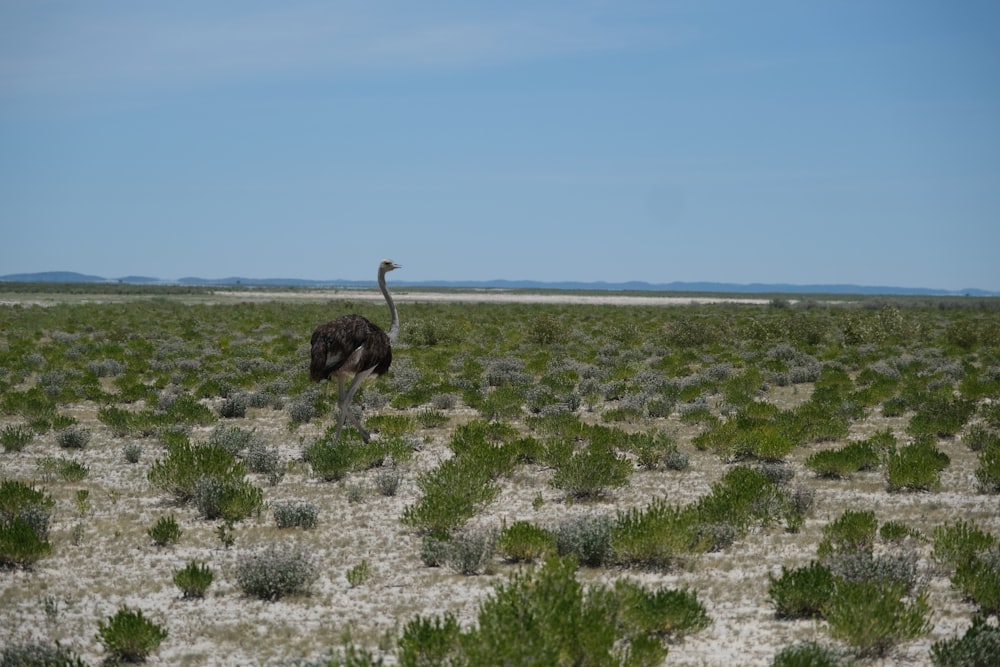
[310,259,401,442]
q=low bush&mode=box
[460,557,668,666]
[879,520,921,543]
[965,424,1000,452]
[931,614,1000,667]
[0,641,88,667]
[397,613,462,667]
[826,549,920,594]
[235,543,318,600]
[770,641,845,667]
[192,475,264,522]
[147,442,245,503]
[932,520,996,570]
[442,527,497,575]
[974,440,1000,493]
[550,441,632,499]
[401,456,501,538]
[953,549,1000,614]
[174,560,213,599]
[148,514,181,546]
[824,579,931,658]
[817,510,878,559]
[614,579,710,640]
[217,394,248,418]
[374,468,403,497]
[908,394,976,438]
[1,424,33,452]
[805,437,881,479]
[205,424,258,454]
[496,521,556,563]
[885,436,950,491]
[56,426,90,449]
[0,480,54,568]
[273,501,318,529]
[97,605,168,663]
[611,498,704,569]
[346,560,371,587]
[122,442,143,463]
[246,441,284,484]
[0,519,53,569]
[554,513,614,567]
[768,561,835,619]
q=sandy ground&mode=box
[0,290,993,666]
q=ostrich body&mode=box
[310,259,401,442]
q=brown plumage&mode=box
[309,259,400,442]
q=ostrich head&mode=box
[380,259,401,273]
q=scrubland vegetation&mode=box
[1,286,999,665]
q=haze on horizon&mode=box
[1,2,998,292]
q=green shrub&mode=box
[932,520,996,570]
[695,465,788,534]
[1,424,33,452]
[817,510,878,559]
[805,437,881,478]
[611,498,705,569]
[173,560,213,599]
[235,544,317,600]
[824,579,931,658]
[931,614,1000,667]
[346,560,371,587]
[885,436,950,492]
[148,515,181,546]
[974,440,1000,493]
[192,475,264,522]
[401,456,501,537]
[768,561,835,619]
[304,440,356,481]
[908,395,976,438]
[97,605,168,663]
[0,519,53,569]
[0,480,54,568]
[953,550,1000,614]
[965,424,1000,452]
[496,521,556,563]
[97,405,148,437]
[550,442,632,499]
[148,442,245,502]
[34,455,88,482]
[397,613,462,667]
[879,520,921,543]
[614,579,710,639]
[459,557,669,666]
[771,641,845,667]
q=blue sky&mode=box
[1,1,998,291]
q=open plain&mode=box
[1,287,998,666]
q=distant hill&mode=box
[0,271,109,283]
[1,271,995,297]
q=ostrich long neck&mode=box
[379,268,399,343]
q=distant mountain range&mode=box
[0,271,995,297]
